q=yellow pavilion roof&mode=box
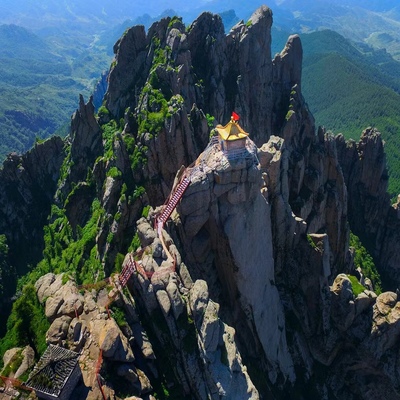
[215,118,249,141]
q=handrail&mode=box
[153,134,258,261]
[95,350,107,400]
[0,375,33,392]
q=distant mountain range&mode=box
[1,0,400,196]
[0,23,110,161]
[299,30,400,196]
[2,0,400,59]
[270,0,400,60]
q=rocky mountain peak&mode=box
[337,127,400,290]
[105,6,302,148]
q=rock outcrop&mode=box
[0,137,65,273]
[33,273,159,399]
[127,217,260,399]
[104,4,303,189]
[57,94,103,207]
[171,140,295,383]
[1,346,35,380]
[336,127,400,290]
[0,137,66,324]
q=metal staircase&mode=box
[157,176,191,226]
[119,259,136,287]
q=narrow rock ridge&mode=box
[172,139,295,382]
[336,128,400,289]
[105,5,301,150]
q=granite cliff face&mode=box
[2,5,400,400]
[0,137,65,325]
[337,128,400,290]
[0,138,65,270]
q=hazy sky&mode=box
[0,0,398,35]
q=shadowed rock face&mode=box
[174,143,295,382]
[0,137,65,273]
[0,136,66,334]
[336,128,400,290]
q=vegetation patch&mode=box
[101,120,120,160]
[110,304,128,329]
[24,199,106,286]
[306,234,317,250]
[206,113,215,128]
[306,234,323,252]
[97,105,110,117]
[57,145,73,197]
[168,16,182,29]
[285,110,295,121]
[107,166,122,179]
[1,348,24,377]
[300,31,400,197]
[0,284,49,365]
[128,232,141,253]
[136,37,178,137]
[347,275,366,297]
[114,253,125,273]
[130,144,148,171]
[137,84,170,135]
[350,232,382,294]
[0,235,16,315]
[142,205,151,218]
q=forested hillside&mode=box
[273,27,400,198]
[269,0,400,60]
[298,29,400,197]
[0,24,110,162]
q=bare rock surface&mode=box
[0,139,65,327]
[97,318,135,362]
[337,128,400,290]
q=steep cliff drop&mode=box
[154,114,295,384]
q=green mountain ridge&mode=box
[0,24,62,60]
[0,23,111,162]
[270,0,400,61]
[297,29,400,196]
[270,27,400,195]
